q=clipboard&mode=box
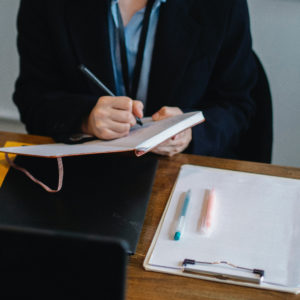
[144,164,300,294]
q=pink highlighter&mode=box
[200,188,216,235]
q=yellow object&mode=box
[0,141,33,187]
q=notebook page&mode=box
[0,112,204,158]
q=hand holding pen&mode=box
[79,65,143,140]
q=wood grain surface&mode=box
[1,131,299,300]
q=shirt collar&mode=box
[111,0,166,4]
[111,0,167,10]
[111,0,167,27]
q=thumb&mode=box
[152,107,167,121]
[152,111,161,121]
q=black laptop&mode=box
[0,153,157,254]
[0,226,128,299]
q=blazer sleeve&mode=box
[13,0,99,141]
[185,0,258,158]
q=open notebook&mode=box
[0,111,203,192]
[0,111,204,158]
[144,164,300,294]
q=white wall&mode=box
[0,0,299,167]
[0,0,20,120]
[248,0,300,167]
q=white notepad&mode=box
[144,164,300,294]
[0,112,204,158]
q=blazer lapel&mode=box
[65,1,115,95]
[65,0,214,113]
[146,0,208,115]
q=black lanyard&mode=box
[116,0,155,99]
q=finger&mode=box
[94,127,130,140]
[110,96,133,111]
[151,141,178,154]
[96,119,131,134]
[110,109,136,125]
[157,134,185,147]
[152,106,170,121]
[152,106,182,121]
[151,130,192,156]
[171,130,186,140]
[171,134,179,141]
[132,100,144,119]
[151,146,178,157]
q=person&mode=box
[13,0,258,158]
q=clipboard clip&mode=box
[182,259,264,284]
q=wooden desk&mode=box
[1,131,300,300]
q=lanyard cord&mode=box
[116,0,155,99]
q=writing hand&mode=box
[82,96,143,140]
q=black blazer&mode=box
[14,0,258,158]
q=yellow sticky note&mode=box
[0,141,33,188]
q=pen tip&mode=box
[174,232,181,241]
[136,118,143,126]
[79,64,85,71]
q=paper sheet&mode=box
[146,165,300,291]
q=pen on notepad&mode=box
[200,188,216,235]
[174,190,191,241]
[79,64,143,126]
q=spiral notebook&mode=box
[144,164,300,294]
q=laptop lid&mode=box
[0,154,157,254]
[0,226,128,299]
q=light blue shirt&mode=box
[108,0,166,104]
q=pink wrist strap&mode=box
[5,153,64,193]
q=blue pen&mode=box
[174,189,191,241]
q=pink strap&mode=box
[5,153,64,193]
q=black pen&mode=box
[79,64,143,126]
